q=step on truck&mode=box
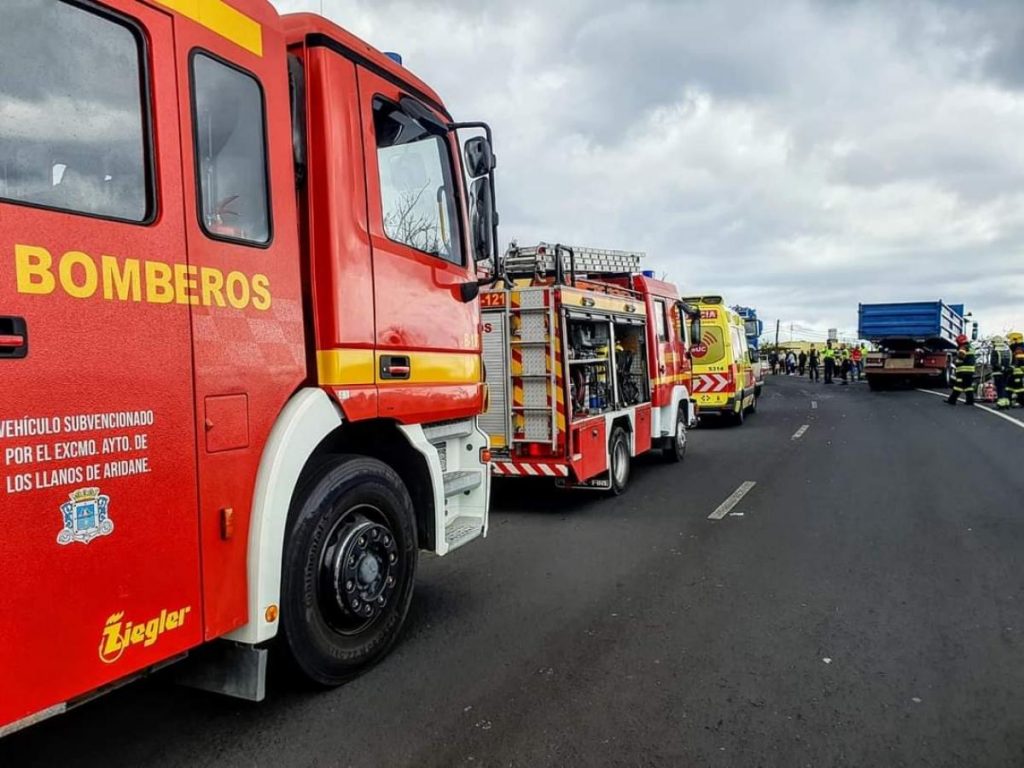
[480,244,702,493]
[859,301,976,390]
[0,0,499,736]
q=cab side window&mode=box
[373,99,462,265]
[0,0,151,222]
[654,300,668,342]
[190,53,270,245]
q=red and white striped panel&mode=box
[493,461,570,477]
[694,373,731,393]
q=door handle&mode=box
[0,317,28,359]
[380,355,411,380]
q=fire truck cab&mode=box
[1,0,497,735]
[481,244,701,493]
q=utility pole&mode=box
[775,319,780,350]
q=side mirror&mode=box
[459,281,480,303]
[689,317,702,348]
[972,322,979,341]
[469,177,495,262]
[464,136,495,179]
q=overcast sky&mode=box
[274,0,1023,340]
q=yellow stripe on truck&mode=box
[317,350,376,387]
[317,350,482,387]
[154,0,263,57]
[377,351,481,386]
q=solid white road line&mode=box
[916,389,1024,431]
[792,424,810,440]
[709,481,757,520]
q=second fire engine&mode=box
[480,244,701,493]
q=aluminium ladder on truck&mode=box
[482,243,647,456]
[502,242,645,282]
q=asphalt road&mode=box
[4,375,1024,767]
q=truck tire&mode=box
[664,407,687,463]
[608,426,631,494]
[732,395,746,426]
[941,365,953,389]
[279,455,418,687]
[745,392,758,415]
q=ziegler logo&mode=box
[99,606,191,664]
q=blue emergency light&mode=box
[642,270,655,278]
[384,52,403,65]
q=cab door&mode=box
[0,0,201,728]
[650,297,676,408]
[170,11,306,638]
[356,70,482,424]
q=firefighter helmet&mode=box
[1008,331,1023,346]
[955,333,968,346]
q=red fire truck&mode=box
[480,244,702,493]
[0,0,498,735]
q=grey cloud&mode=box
[275,0,1024,334]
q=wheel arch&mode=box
[226,389,436,645]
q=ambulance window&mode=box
[0,0,151,222]
[374,99,463,265]
[653,300,668,342]
[191,53,271,245]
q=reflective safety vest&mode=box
[823,348,835,360]
[955,347,976,374]
[1009,357,1024,394]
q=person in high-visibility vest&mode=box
[990,336,1012,409]
[823,342,836,384]
[946,334,976,405]
[839,346,851,385]
[1008,349,1024,409]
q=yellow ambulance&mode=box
[684,296,757,425]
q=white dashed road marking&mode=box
[917,389,1024,431]
[709,481,757,520]
[811,401,818,409]
[792,424,810,440]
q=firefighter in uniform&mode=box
[946,334,976,405]
[991,336,1012,409]
[1009,349,1024,409]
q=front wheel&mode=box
[745,393,757,415]
[664,408,687,463]
[280,455,418,687]
[608,426,631,495]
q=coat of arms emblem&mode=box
[57,487,114,545]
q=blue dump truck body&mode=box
[857,301,966,349]
[859,301,967,389]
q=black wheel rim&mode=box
[317,504,401,635]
